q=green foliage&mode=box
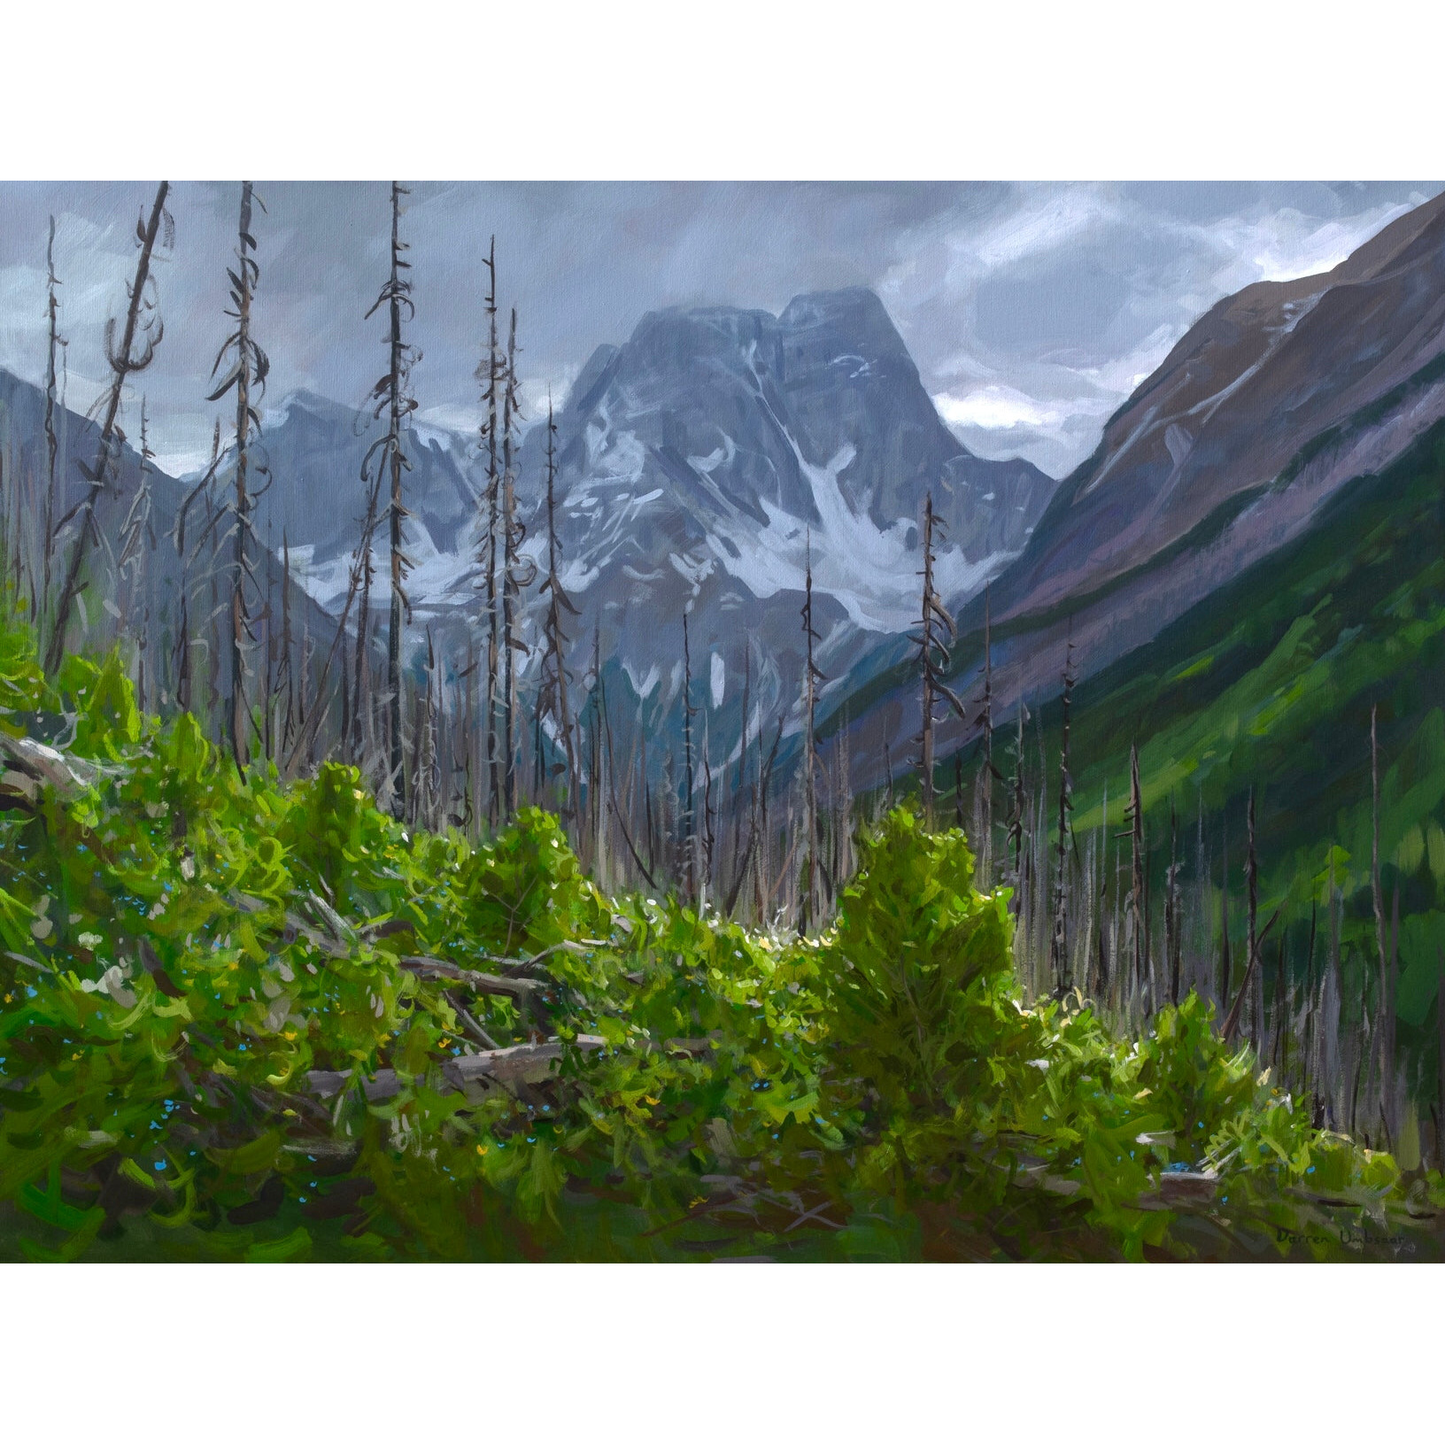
[57,652,142,759]
[972,419,1445,1112]
[0,612,1439,1260]
[0,603,44,720]
[1133,993,1257,1145]
[452,806,603,955]
[822,810,1015,1117]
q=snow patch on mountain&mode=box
[709,436,1013,631]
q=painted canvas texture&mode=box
[1,179,1443,1262]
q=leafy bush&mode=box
[0,600,43,718]
[1,606,1441,1261]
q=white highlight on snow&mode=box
[710,651,725,710]
[687,432,736,475]
[623,661,661,700]
[669,550,716,594]
[709,436,1008,632]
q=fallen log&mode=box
[0,732,102,801]
[0,768,38,807]
[398,955,550,1008]
[305,1034,607,1103]
[282,913,348,958]
[494,939,608,978]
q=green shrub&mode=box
[0,623,1436,1261]
[0,603,43,718]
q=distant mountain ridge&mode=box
[830,190,1445,790]
[0,366,340,677]
[508,288,1055,746]
[995,189,1445,623]
[525,288,1053,633]
[221,288,1056,751]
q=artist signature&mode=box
[1277,1225,1417,1256]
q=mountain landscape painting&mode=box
[5,178,1445,1262]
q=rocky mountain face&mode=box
[0,367,339,685]
[0,367,152,521]
[17,184,1445,820]
[227,289,1054,754]
[834,190,1445,789]
[508,287,1053,735]
[995,189,1445,623]
[199,389,480,618]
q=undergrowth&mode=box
[1,604,1440,1261]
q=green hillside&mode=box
[959,418,1445,1136]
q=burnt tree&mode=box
[800,531,826,931]
[1049,632,1076,995]
[912,493,966,824]
[974,580,999,878]
[535,393,579,824]
[498,307,534,818]
[206,181,271,769]
[48,181,172,675]
[40,213,65,630]
[477,236,503,826]
[363,180,418,813]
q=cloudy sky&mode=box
[0,180,1439,479]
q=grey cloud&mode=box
[0,180,1438,480]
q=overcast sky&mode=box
[0,180,1439,479]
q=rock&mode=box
[1156,1170,1220,1206]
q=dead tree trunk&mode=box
[282,458,385,780]
[207,180,270,770]
[1094,785,1111,1001]
[280,533,296,756]
[172,424,221,717]
[41,214,64,637]
[362,181,417,815]
[682,610,697,901]
[1050,632,1076,995]
[1125,741,1147,1002]
[117,399,157,714]
[1007,704,1028,921]
[702,715,716,905]
[913,494,965,825]
[500,307,532,820]
[477,236,503,829]
[1219,823,1232,1014]
[974,581,996,879]
[1371,705,1397,1142]
[47,181,171,675]
[585,627,603,872]
[800,532,825,931]
[349,448,384,769]
[1166,799,1181,1007]
[536,393,579,827]
[1246,787,1260,1053]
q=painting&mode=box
[5,173,1445,1269]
